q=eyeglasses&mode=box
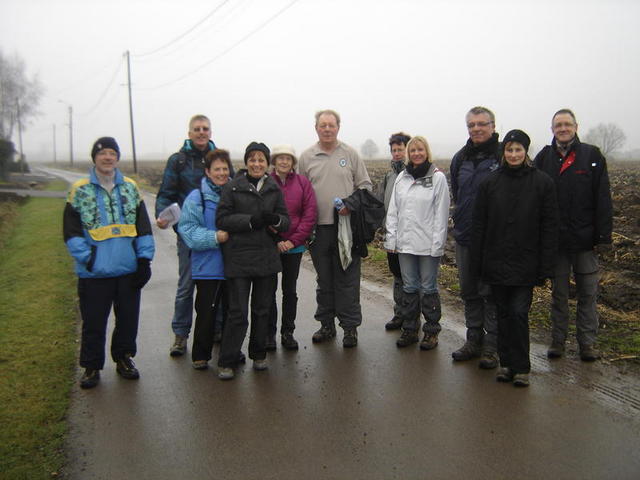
[553,122,576,129]
[192,126,210,132]
[467,121,493,128]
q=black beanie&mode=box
[91,137,120,161]
[243,142,270,164]
[502,129,531,153]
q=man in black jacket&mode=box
[534,109,613,361]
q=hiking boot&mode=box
[265,335,277,352]
[281,332,299,351]
[170,334,187,357]
[79,368,100,389]
[513,373,530,387]
[496,367,514,383]
[312,325,336,343]
[213,330,222,344]
[419,333,439,351]
[396,330,419,348]
[116,355,140,380]
[343,328,358,348]
[479,351,499,369]
[451,341,481,361]
[253,359,268,371]
[385,317,403,330]
[192,360,209,370]
[218,367,235,380]
[547,342,565,359]
[580,344,601,362]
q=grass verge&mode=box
[0,197,78,479]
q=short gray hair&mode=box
[315,109,341,127]
[466,106,495,123]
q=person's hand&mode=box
[216,230,229,243]
[156,218,169,229]
[338,207,350,216]
[133,258,152,289]
[250,214,265,229]
[278,240,294,253]
[261,212,280,225]
[385,248,396,253]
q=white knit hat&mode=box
[270,144,297,165]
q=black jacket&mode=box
[216,171,290,278]
[471,164,558,286]
[533,137,612,252]
[342,188,385,258]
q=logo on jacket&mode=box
[112,227,121,235]
[339,158,347,167]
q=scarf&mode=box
[406,161,429,179]
[463,132,500,167]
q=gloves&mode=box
[133,258,152,289]
[261,212,280,226]
[250,214,265,229]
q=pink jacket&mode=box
[271,170,317,247]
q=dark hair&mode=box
[205,148,231,170]
[552,108,577,124]
[389,132,411,147]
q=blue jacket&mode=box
[178,177,224,280]
[63,168,155,278]
[450,135,500,246]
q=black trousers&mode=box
[78,275,141,370]
[193,280,227,362]
[492,285,533,374]
[218,275,276,367]
[268,252,303,336]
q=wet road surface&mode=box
[42,168,640,479]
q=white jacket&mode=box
[384,164,450,257]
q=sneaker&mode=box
[479,351,499,369]
[265,335,277,352]
[218,367,235,380]
[451,341,481,361]
[281,332,299,351]
[385,317,403,330]
[513,373,530,387]
[396,330,419,348]
[192,360,209,370]
[253,359,268,371]
[419,333,439,351]
[547,342,565,359]
[312,325,336,343]
[79,368,100,389]
[213,331,222,344]
[496,367,514,383]
[170,334,187,357]
[116,355,140,380]
[580,344,601,362]
[343,328,358,348]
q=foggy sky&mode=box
[2,0,639,164]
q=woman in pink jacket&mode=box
[266,144,317,350]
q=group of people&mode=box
[64,105,612,389]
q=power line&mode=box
[81,56,124,116]
[138,0,301,91]
[133,0,232,58]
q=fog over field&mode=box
[2,0,639,163]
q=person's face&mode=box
[315,113,339,145]
[552,113,578,144]
[247,151,268,178]
[94,148,119,175]
[390,143,406,162]
[408,141,428,165]
[206,158,230,186]
[504,142,527,167]
[274,154,294,176]
[188,119,212,151]
[466,112,495,145]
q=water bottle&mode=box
[334,197,345,211]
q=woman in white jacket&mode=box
[384,135,450,349]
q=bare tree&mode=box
[0,49,43,141]
[584,123,626,156]
[361,138,379,159]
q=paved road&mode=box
[42,167,640,479]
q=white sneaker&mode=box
[253,359,268,371]
[218,367,235,380]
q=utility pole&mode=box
[68,105,74,167]
[125,50,138,173]
[16,99,24,174]
[53,124,57,164]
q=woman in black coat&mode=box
[471,129,558,387]
[215,142,290,380]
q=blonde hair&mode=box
[406,135,433,164]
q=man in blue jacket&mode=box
[156,115,217,357]
[534,109,613,362]
[64,137,155,389]
[449,106,500,369]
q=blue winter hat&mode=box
[91,137,120,161]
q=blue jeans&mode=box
[171,236,195,337]
[398,254,440,295]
